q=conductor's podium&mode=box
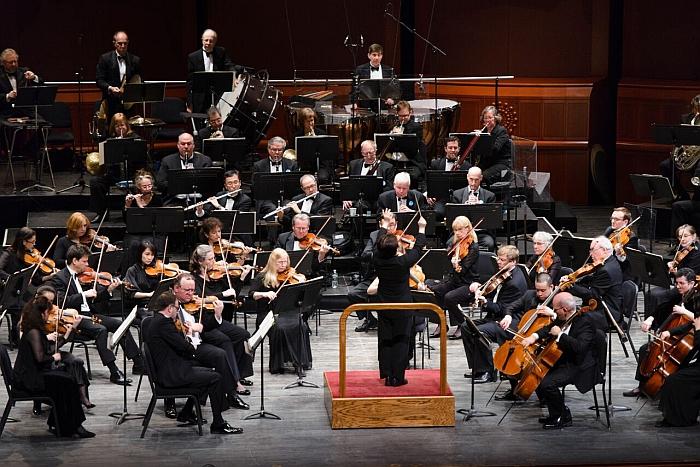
[324,303,455,429]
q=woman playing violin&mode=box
[53,212,116,269]
[249,248,311,374]
[200,217,254,262]
[525,231,562,284]
[13,296,95,437]
[426,216,480,339]
[122,240,162,319]
[190,244,252,316]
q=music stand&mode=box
[450,132,493,167]
[395,211,437,236]
[552,233,592,269]
[108,305,145,425]
[357,78,400,102]
[167,167,224,205]
[244,310,281,421]
[375,133,419,164]
[339,176,383,254]
[296,135,339,180]
[309,215,336,238]
[426,170,469,201]
[214,210,257,236]
[146,278,178,311]
[190,71,235,111]
[0,266,34,346]
[456,307,497,421]
[629,174,675,253]
[99,138,148,180]
[254,173,303,217]
[88,251,123,275]
[278,276,324,389]
[625,247,670,289]
[253,250,315,278]
[125,207,185,245]
[122,82,166,120]
[14,86,58,192]
[444,203,503,232]
[202,137,248,170]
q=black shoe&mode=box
[543,416,573,430]
[473,372,495,384]
[177,412,207,426]
[210,421,243,435]
[47,425,57,435]
[227,394,250,410]
[623,387,641,398]
[354,319,370,332]
[495,390,518,401]
[538,415,555,424]
[236,388,251,396]
[164,406,177,419]
[655,419,673,428]
[110,370,132,386]
[239,378,254,387]
[366,318,378,330]
[448,330,462,340]
[82,401,96,409]
[74,425,96,438]
[389,377,408,387]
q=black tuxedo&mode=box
[156,152,213,195]
[286,192,333,217]
[451,186,497,204]
[0,67,44,116]
[252,157,299,217]
[292,127,327,140]
[209,190,253,212]
[197,125,240,149]
[347,158,395,191]
[376,189,428,214]
[430,157,469,171]
[354,63,394,80]
[275,231,303,251]
[567,255,624,325]
[186,47,241,113]
[95,51,141,119]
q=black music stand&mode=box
[444,203,503,232]
[167,167,224,206]
[357,78,401,102]
[426,170,469,201]
[626,248,670,289]
[125,207,185,241]
[629,174,675,252]
[395,211,437,236]
[122,82,166,119]
[244,310,281,421]
[255,173,303,219]
[191,71,234,112]
[145,279,178,311]
[296,135,339,177]
[88,251,123,275]
[552,233,592,269]
[339,176,383,254]
[214,210,257,236]
[375,133,419,164]
[450,132,493,167]
[14,86,58,192]
[99,138,148,180]
[279,277,324,390]
[456,308,497,421]
[651,123,700,187]
[202,137,248,170]
[0,266,34,347]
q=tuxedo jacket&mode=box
[210,190,253,212]
[430,157,469,171]
[376,189,428,213]
[156,152,213,194]
[142,313,199,388]
[451,186,497,204]
[476,123,512,169]
[0,67,44,115]
[51,267,110,315]
[347,158,394,191]
[354,63,395,80]
[252,157,298,174]
[95,51,141,118]
[186,47,241,113]
[567,255,624,322]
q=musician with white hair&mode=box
[376,171,428,213]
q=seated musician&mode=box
[450,166,497,251]
[604,206,639,282]
[199,217,254,263]
[518,292,598,430]
[195,169,252,217]
[13,296,95,438]
[282,174,333,227]
[162,273,250,420]
[389,101,427,188]
[377,172,428,214]
[491,273,556,401]
[249,248,312,374]
[155,132,213,201]
[276,213,332,263]
[559,236,623,328]
[50,244,143,385]
[660,94,700,200]
[53,212,116,270]
[252,136,299,219]
[647,225,700,328]
[670,163,700,235]
[88,112,139,223]
[623,268,696,398]
[294,107,326,139]
[426,136,469,220]
[349,210,399,332]
[343,140,395,211]
[425,216,480,338]
[460,245,528,382]
[189,246,254,397]
[143,291,243,434]
[122,240,161,320]
[122,170,164,270]
[524,231,562,284]
[0,48,43,117]
[475,105,512,186]
[196,106,240,151]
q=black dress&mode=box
[123,263,161,319]
[12,328,87,436]
[372,230,427,382]
[660,322,700,426]
[248,276,312,374]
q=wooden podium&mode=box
[324,303,455,429]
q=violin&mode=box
[393,230,416,250]
[79,229,117,251]
[559,261,602,290]
[181,295,218,314]
[670,244,697,271]
[144,259,181,278]
[475,265,513,303]
[298,233,340,255]
[538,250,554,274]
[23,248,57,275]
[446,218,483,273]
[208,262,259,281]
[408,264,426,290]
[277,267,305,285]
[77,267,114,287]
[609,226,631,254]
[213,240,256,257]
[44,306,101,335]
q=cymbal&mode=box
[180,111,208,120]
[128,116,165,126]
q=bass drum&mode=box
[406,99,461,159]
[221,71,282,145]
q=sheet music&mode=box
[108,306,138,351]
[246,310,275,354]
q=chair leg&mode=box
[140,396,157,438]
[49,400,61,437]
[601,381,611,429]
[0,400,13,437]
[193,396,203,436]
[82,343,92,380]
[134,374,144,402]
[592,386,601,420]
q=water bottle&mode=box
[331,270,339,289]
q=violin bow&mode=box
[28,234,58,283]
[446,218,484,256]
[222,211,238,264]
[89,211,108,251]
[160,236,170,283]
[92,243,106,292]
[198,266,208,324]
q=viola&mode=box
[475,266,513,303]
[298,233,340,255]
[671,244,697,271]
[23,248,57,275]
[277,267,305,285]
[213,240,256,257]
[393,230,416,249]
[182,295,218,314]
[144,259,181,278]
[639,312,695,399]
[44,306,101,335]
[538,250,554,273]
[408,264,426,290]
[77,267,113,287]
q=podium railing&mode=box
[338,302,448,398]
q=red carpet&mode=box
[324,369,452,398]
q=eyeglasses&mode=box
[610,217,625,222]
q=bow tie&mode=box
[363,163,375,168]
[271,161,281,167]
[204,50,212,57]
[370,66,380,72]
[398,197,407,201]
[117,55,126,61]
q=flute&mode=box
[263,192,317,219]
[183,189,241,211]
